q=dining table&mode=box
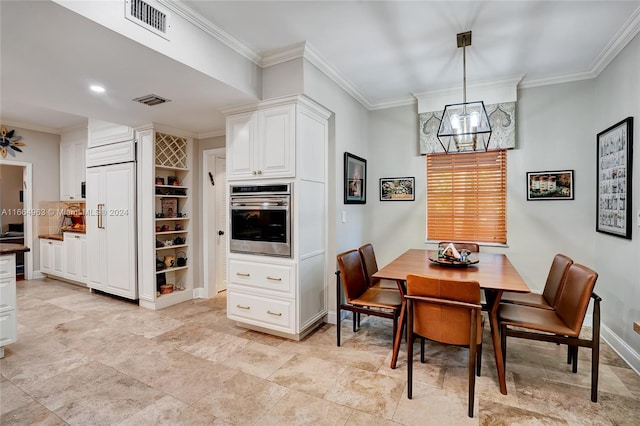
[372,249,530,395]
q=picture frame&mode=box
[526,170,574,201]
[380,177,415,201]
[344,152,366,204]
[596,117,633,239]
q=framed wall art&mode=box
[596,117,633,239]
[380,177,415,201]
[344,152,366,204]
[526,170,574,201]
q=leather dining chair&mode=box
[358,243,399,291]
[501,254,573,310]
[335,250,402,347]
[405,274,484,418]
[438,241,480,253]
[499,263,601,402]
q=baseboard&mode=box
[601,323,640,375]
[33,270,44,279]
[326,309,350,325]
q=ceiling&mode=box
[1,0,639,136]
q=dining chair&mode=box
[501,253,573,310]
[358,243,400,290]
[335,250,402,347]
[438,241,480,253]
[405,274,484,418]
[499,263,601,402]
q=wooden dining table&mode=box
[372,249,530,395]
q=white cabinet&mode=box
[60,129,86,201]
[1,254,18,357]
[87,119,135,148]
[226,104,295,180]
[86,162,137,299]
[64,233,87,283]
[224,95,331,340]
[40,238,64,276]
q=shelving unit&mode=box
[138,127,193,310]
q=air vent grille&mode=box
[125,0,170,39]
[133,94,171,106]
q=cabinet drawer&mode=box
[228,291,294,331]
[0,277,16,313]
[0,310,17,346]
[229,260,294,295]
[0,255,15,277]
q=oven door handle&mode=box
[230,201,288,208]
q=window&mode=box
[426,150,506,244]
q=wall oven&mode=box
[229,183,292,257]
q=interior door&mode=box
[214,156,227,293]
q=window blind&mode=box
[426,150,507,244]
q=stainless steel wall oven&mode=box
[229,183,292,257]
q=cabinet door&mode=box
[257,104,295,178]
[53,242,64,274]
[226,112,257,180]
[73,141,86,199]
[40,240,53,273]
[79,235,88,281]
[86,167,106,291]
[60,142,74,201]
[65,235,78,278]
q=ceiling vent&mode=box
[133,94,171,106]
[125,0,170,40]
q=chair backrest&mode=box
[542,254,573,307]
[337,249,369,302]
[438,242,480,253]
[406,274,482,346]
[358,243,380,287]
[555,263,598,336]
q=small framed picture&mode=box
[380,177,415,201]
[526,170,574,201]
[596,117,633,239]
[161,198,178,218]
[344,152,366,204]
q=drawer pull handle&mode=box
[266,276,282,281]
[236,304,250,310]
[236,272,250,277]
[267,310,282,316]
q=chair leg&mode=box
[468,311,478,418]
[572,344,578,373]
[336,272,341,347]
[591,299,601,403]
[567,344,572,364]
[407,303,414,399]
[353,312,357,333]
[476,343,482,377]
[420,337,425,363]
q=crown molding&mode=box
[261,42,307,68]
[369,97,416,111]
[591,6,640,77]
[518,70,596,89]
[0,120,63,135]
[197,129,226,139]
[158,0,261,65]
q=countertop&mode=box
[0,243,31,255]
[38,234,64,241]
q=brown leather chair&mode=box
[405,274,483,418]
[499,263,601,402]
[336,250,402,347]
[438,241,480,252]
[358,243,400,290]
[501,254,573,310]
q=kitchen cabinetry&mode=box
[226,103,295,180]
[64,233,87,283]
[224,95,331,340]
[60,128,86,201]
[0,254,17,357]
[87,119,135,148]
[40,238,64,276]
[86,162,137,299]
[137,127,193,310]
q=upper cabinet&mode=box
[60,128,86,201]
[226,103,295,180]
[87,119,135,148]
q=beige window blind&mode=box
[426,150,507,244]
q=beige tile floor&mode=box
[2,278,640,425]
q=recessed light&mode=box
[90,85,105,93]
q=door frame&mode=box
[202,148,226,298]
[0,159,34,279]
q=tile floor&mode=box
[2,278,639,425]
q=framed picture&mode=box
[380,177,415,201]
[526,170,574,201]
[161,198,178,218]
[596,117,633,239]
[344,152,366,204]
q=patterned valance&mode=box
[419,102,516,154]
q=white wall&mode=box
[0,127,60,270]
[592,32,640,364]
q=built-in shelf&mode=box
[155,184,187,189]
[155,230,187,235]
[155,195,188,199]
[155,265,188,275]
[155,217,189,222]
[156,165,188,172]
[156,244,188,251]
